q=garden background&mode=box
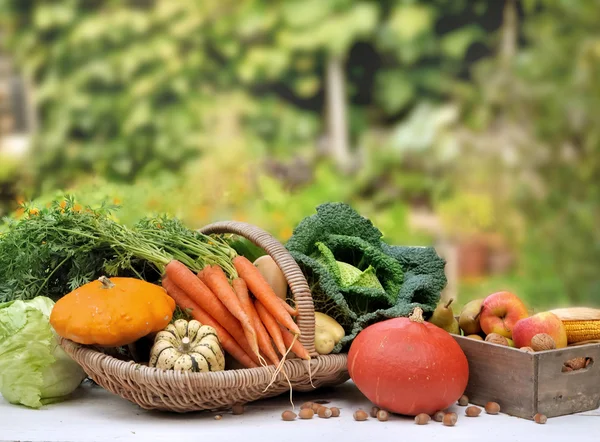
[1,0,599,311]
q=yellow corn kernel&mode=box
[563,320,600,344]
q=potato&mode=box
[314,312,345,355]
[315,330,336,355]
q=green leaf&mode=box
[33,3,76,30]
[440,25,485,59]
[386,4,434,42]
[281,0,334,28]
[375,70,415,115]
[293,75,321,98]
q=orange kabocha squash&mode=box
[50,276,176,347]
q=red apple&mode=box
[480,291,529,338]
[512,312,568,349]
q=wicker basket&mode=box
[59,221,350,413]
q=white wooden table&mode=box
[1,380,598,442]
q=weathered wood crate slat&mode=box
[452,336,600,420]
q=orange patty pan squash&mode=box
[50,276,176,347]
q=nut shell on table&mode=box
[485,402,501,415]
[299,408,314,419]
[432,410,446,422]
[415,413,430,425]
[353,410,369,421]
[443,412,458,426]
[465,406,482,417]
[457,394,469,406]
[377,410,389,421]
[300,402,314,410]
[317,407,332,419]
[282,410,297,421]
[534,413,548,424]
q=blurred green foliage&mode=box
[0,0,494,191]
[1,0,599,308]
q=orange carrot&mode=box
[233,256,300,335]
[276,295,298,317]
[279,323,311,361]
[161,276,258,369]
[255,299,287,356]
[164,260,260,365]
[200,265,260,360]
[233,278,280,366]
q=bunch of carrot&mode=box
[161,255,310,370]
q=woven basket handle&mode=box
[199,221,317,356]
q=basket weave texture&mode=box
[59,221,350,412]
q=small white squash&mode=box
[149,319,225,373]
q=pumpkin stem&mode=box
[98,276,115,289]
[409,307,425,323]
[180,336,191,353]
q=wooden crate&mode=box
[452,335,600,419]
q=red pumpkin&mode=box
[347,307,469,416]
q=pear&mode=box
[447,317,461,335]
[459,298,484,336]
[429,298,458,333]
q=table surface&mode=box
[1,380,599,442]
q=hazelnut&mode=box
[318,407,332,419]
[485,333,510,346]
[330,407,340,417]
[531,334,556,351]
[353,410,369,421]
[458,394,469,406]
[415,413,430,425]
[520,346,535,352]
[214,414,223,420]
[377,410,389,421]
[465,406,482,417]
[232,404,245,415]
[443,412,458,426]
[298,408,314,419]
[282,410,297,421]
[370,406,380,418]
[485,402,501,415]
[311,403,321,413]
[534,413,547,424]
[432,410,446,422]
[300,402,314,410]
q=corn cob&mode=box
[562,320,600,344]
[549,307,600,344]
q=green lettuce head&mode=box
[0,296,87,408]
